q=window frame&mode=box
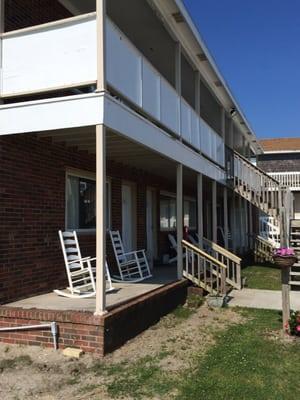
[65,168,111,233]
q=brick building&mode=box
[0,0,287,354]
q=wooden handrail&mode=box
[182,240,227,269]
[203,237,241,264]
[233,150,280,185]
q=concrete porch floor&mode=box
[228,288,300,310]
[5,266,177,313]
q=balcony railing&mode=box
[268,172,300,191]
[0,13,225,168]
[106,19,225,167]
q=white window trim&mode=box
[65,168,112,233]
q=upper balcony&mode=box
[0,1,226,169]
[268,172,300,191]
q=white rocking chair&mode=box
[55,230,114,298]
[109,230,152,282]
[168,234,187,264]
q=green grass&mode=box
[242,263,281,290]
[176,308,300,400]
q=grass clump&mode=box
[242,263,281,290]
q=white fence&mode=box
[268,172,300,191]
[1,14,97,96]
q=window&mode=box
[160,195,176,230]
[184,200,196,229]
[160,193,196,231]
[66,170,111,231]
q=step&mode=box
[289,281,300,285]
[290,271,300,276]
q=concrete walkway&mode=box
[228,288,300,310]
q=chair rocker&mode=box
[109,230,152,282]
[55,230,114,298]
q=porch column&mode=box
[244,198,249,251]
[238,195,243,253]
[249,202,253,250]
[212,180,217,243]
[95,124,107,315]
[231,192,237,253]
[177,163,183,279]
[223,186,229,249]
[0,0,4,104]
[96,0,106,92]
[197,173,203,247]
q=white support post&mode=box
[96,0,106,92]
[175,42,182,95]
[231,192,237,253]
[212,180,217,243]
[249,202,253,250]
[95,0,107,316]
[223,186,229,249]
[244,198,249,250]
[95,124,107,315]
[177,163,183,279]
[238,195,243,253]
[0,0,4,102]
[197,173,203,247]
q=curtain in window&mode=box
[67,175,79,229]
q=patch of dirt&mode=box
[266,329,300,344]
[0,304,242,400]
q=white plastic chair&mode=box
[168,234,186,264]
[109,230,152,282]
[55,230,114,298]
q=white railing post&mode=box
[177,164,183,279]
[197,173,203,248]
[0,0,4,101]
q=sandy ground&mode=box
[0,304,242,400]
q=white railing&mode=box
[268,172,300,191]
[182,240,227,295]
[0,13,97,96]
[203,238,242,290]
[254,235,275,264]
[233,152,280,214]
[259,216,280,248]
[106,19,225,167]
[0,14,225,167]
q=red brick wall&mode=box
[0,134,178,304]
[5,0,72,32]
[0,134,95,304]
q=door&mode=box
[122,183,134,252]
[146,188,157,268]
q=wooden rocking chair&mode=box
[55,230,114,298]
[109,230,152,282]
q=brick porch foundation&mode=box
[0,280,188,356]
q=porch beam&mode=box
[197,173,203,247]
[212,180,217,243]
[95,124,107,315]
[177,163,183,279]
[223,186,229,249]
[96,0,106,92]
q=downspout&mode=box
[0,322,58,350]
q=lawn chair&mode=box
[168,234,186,264]
[109,230,152,282]
[55,230,114,298]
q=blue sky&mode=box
[183,0,300,139]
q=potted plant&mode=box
[273,248,297,268]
